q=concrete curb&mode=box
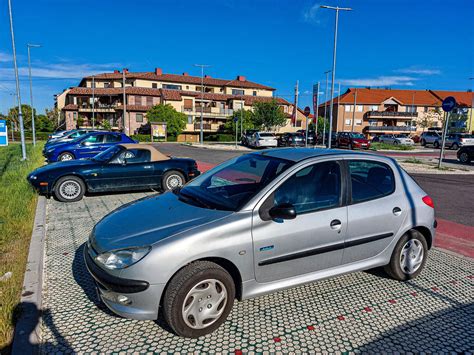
[11,196,47,355]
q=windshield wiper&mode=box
[178,190,213,209]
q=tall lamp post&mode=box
[469,78,473,133]
[8,0,26,160]
[27,43,41,146]
[320,5,352,149]
[194,64,211,144]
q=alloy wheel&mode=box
[60,153,74,161]
[460,152,469,163]
[399,239,424,274]
[59,180,82,200]
[166,174,184,190]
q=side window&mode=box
[110,149,151,164]
[348,160,395,203]
[273,161,342,214]
[105,134,122,143]
[83,134,104,144]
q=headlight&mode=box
[95,246,151,270]
[30,175,37,180]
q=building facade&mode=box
[56,68,308,139]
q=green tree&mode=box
[8,104,35,129]
[223,109,254,133]
[309,116,329,134]
[252,100,287,131]
[101,120,112,131]
[146,104,187,137]
[35,114,55,132]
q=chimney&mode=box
[155,68,162,75]
[123,68,129,74]
[182,72,189,76]
[236,75,246,82]
[114,70,120,74]
[204,75,211,78]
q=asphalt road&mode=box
[154,143,473,226]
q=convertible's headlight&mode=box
[29,175,37,180]
[96,246,151,270]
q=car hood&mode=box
[90,192,232,253]
[353,138,369,144]
[31,159,97,176]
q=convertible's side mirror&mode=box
[268,203,297,220]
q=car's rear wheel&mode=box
[451,143,459,150]
[384,230,428,281]
[162,261,235,338]
[162,171,185,191]
[420,139,426,146]
[459,152,470,163]
[433,141,440,149]
[58,152,75,161]
[54,175,85,202]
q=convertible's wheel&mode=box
[162,261,235,338]
[384,230,428,281]
[459,152,470,163]
[162,171,185,191]
[55,176,85,202]
[58,152,75,161]
[451,143,459,150]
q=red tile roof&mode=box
[430,90,473,107]
[63,104,78,110]
[82,71,275,90]
[320,88,442,106]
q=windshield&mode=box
[178,154,294,211]
[395,134,408,138]
[350,133,365,139]
[259,133,275,137]
[93,145,123,162]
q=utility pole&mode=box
[194,64,211,144]
[8,0,26,160]
[438,111,451,169]
[92,76,95,129]
[469,78,473,133]
[351,88,357,132]
[314,82,320,148]
[293,80,299,127]
[122,70,127,133]
[411,91,416,131]
[321,5,352,149]
[9,93,15,141]
[27,43,41,146]
[323,70,331,146]
[335,82,341,133]
[240,96,244,143]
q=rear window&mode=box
[348,160,395,203]
[259,133,274,137]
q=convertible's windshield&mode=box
[92,145,123,162]
[179,154,294,211]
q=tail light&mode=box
[422,195,434,208]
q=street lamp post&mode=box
[194,64,211,144]
[8,0,27,160]
[469,78,473,133]
[320,5,352,149]
[27,43,41,146]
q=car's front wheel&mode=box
[162,261,235,338]
[433,141,440,149]
[451,143,459,150]
[58,152,75,161]
[162,171,185,191]
[384,230,428,281]
[54,175,85,202]
[459,152,470,163]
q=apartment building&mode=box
[56,68,308,138]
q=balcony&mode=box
[366,126,416,132]
[183,106,234,117]
[366,111,418,119]
[77,102,120,112]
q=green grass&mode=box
[370,142,415,151]
[0,142,45,349]
[404,157,423,164]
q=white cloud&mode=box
[339,76,417,87]
[0,51,12,63]
[397,68,441,75]
[303,3,322,24]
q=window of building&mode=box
[345,105,353,112]
[187,115,193,124]
[370,105,378,111]
[355,119,362,126]
[104,82,111,88]
[253,91,257,96]
[345,119,352,125]
[368,119,377,126]
[152,83,158,89]
[135,96,142,105]
[146,96,153,106]
[232,89,245,96]
[272,161,342,214]
[136,113,144,123]
[406,106,416,113]
[186,85,190,90]
[296,120,302,127]
[356,105,363,112]
[163,84,182,90]
[348,160,395,204]
[73,112,77,120]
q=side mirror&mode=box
[268,203,297,220]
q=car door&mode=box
[342,159,407,264]
[96,148,155,191]
[76,134,105,158]
[252,159,347,283]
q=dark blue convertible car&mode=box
[29,144,200,202]
[43,131,136,162]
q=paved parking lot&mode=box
[38,192,474,353]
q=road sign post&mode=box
[304,106,311,147]
[438,96,457,168]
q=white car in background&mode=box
[380,134,414,146]
[248,132,278,148]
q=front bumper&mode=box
[83,245,164,320]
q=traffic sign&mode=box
[233,117,238,122]
[442,96,456,112]
[0,120,8,146]
[304,106,311,117]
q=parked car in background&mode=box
[43,131,136,162]
[320,132,338,147]
[371,135,381,143]
[336,132,371,150]
[29,144,200,202]
[247,132,278,148]
[296,130,316,145]
[277,132,305,147]
[457,145,474,164]
[48,130,70,141]
[420,131,441,146]
[437,133,474,150]
[45,129,99,147]
[410,134,421,144]
[379,134,414,146]
[241,129,259,146]
[84,148,435,337]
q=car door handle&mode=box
[393,207,402,216]
[144,165,152,169]
[330,219,342,230]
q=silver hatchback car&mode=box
[85,148,436,337]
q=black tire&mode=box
[162,261,235,338]
[58,151,75,162]
[433,141,440,149]
[420,139,426,146]
[54,175,86,202]
[384,230,428,281]
[451,143,459,150]
[459,152,470,164]
[162,171,185,191]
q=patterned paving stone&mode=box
[39,192,474,353]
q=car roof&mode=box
[119,144,170,162]
[253,147,381,162]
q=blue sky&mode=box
[0,0,473,114]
